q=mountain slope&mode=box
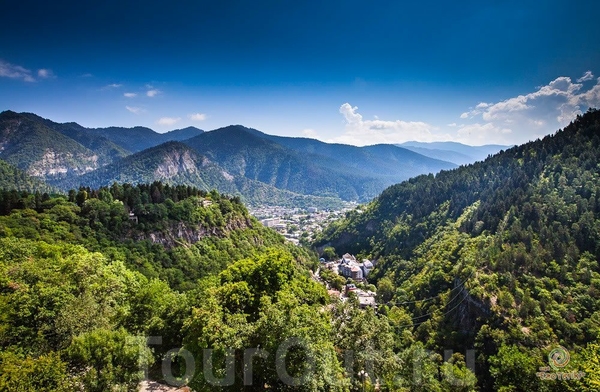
[0,111,102,180]
[19,112,130,163]
[183,125,389,201]
[316,109,600,389]
[60,141,345,208]
[0,158,56,193]
[59,141,239,192]
[245,129,458,178]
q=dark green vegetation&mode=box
[186,125,456,201]
[0,182,488,391]
[0,183,335,390]
[0,111,458,207]
[0,158,55,193]
[316,109,600,390]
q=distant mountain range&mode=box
[0,110,504,206]
[398,141,510,166]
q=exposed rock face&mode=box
[0,113,102,179]
[29,149,99,177]
[221,170,234,181]
[134,218,253,249]
[154,150,198,179]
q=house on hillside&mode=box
[128,211,138,224]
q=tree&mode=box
[322,246,337,261]
[376,277,395,304]
[67,328,152,392]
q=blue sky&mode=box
[1,0,599,146]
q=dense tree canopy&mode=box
[316,109,600,390]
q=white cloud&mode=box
[0,59,35,82]
[157,117,181,126]
[302,129,318,138]
[473,76,592,126]
[147,89,160,97]
[331,103,447,145]
[80,73,93,78]
[124,92,137,98]
[188,113,207,121]
[455,73,600,144]
[577,71,594,82]
[330,72,600,147]
[103,83,122,89]
[125,106,145,114]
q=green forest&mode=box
[315,109,600,390]
[1,110,600,392]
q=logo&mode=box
[548,346,570,370]
[537,346,585,381]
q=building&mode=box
[338,253,373,282]
[128,211,138,224]
[260,218,280,227]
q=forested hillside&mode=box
[0,111,104,179]
[244,128,459,181]
[0,182,343,390]
[0,159,56,193]
[183,125,391,201]
[316,109,600,390]
[60,141,346,209]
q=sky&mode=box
[1,0,599,146]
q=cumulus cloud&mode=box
[157,117,181,126]
[331,103,447,145]
[103,83,122,89]
[125,106,145,114]
[331,72,600,146]
[454,73,600,144]
[0,59,35,82]
[124,92,137,98]
[188,113,207,121]
[470,75,600,126]
[577,71,594,82]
